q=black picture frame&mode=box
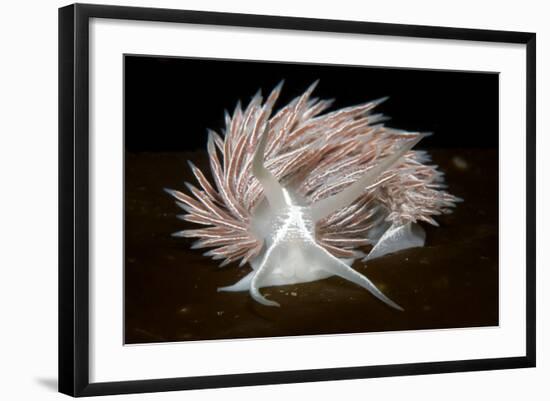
[59,3,536,397]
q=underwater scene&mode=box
[124,55,498,344]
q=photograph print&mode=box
[124,55,498,344]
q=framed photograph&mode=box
[59,3,536,397]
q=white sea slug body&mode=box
[166,81,460,309]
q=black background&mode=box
[124,55,498,152]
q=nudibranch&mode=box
[166,81,460,309]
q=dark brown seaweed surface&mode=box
[124,149,498,344]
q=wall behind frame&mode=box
[0,0,546,400]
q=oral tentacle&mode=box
[217,270,255,292]
[249,242,282,307]
[303,240,404,311]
